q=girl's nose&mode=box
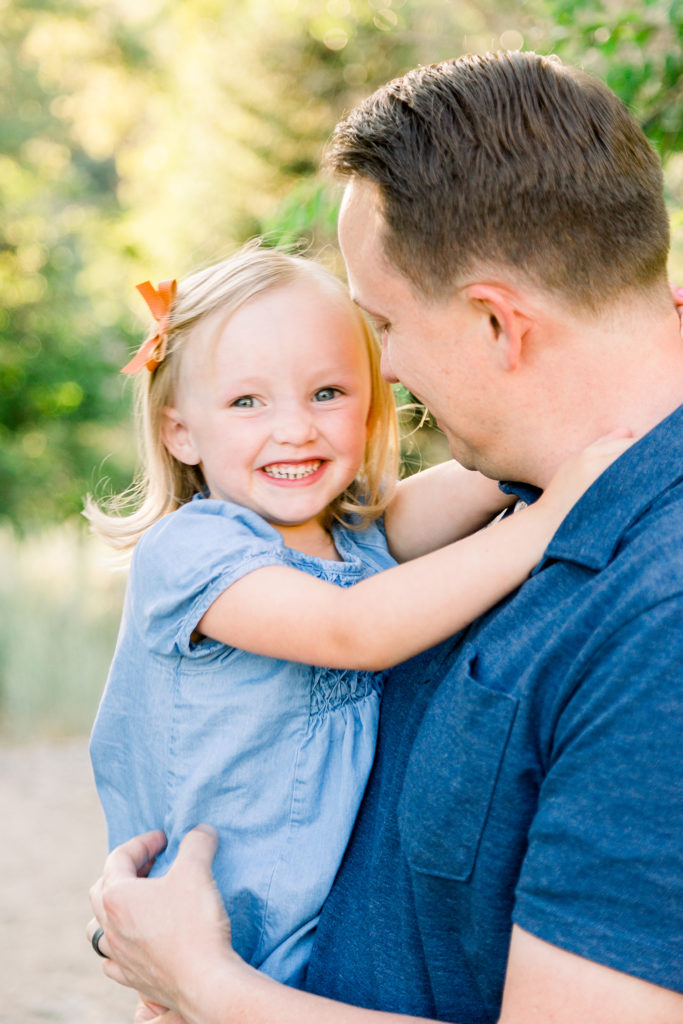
[271,404,317,446]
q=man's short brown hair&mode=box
[327,51,670,308]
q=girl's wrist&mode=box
[511,497,564,553]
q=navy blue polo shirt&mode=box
[306,404,683,1023]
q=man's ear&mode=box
[160,407,201,466]
[464,283,533,371]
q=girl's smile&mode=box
[260,460,324,482]
[161,276,373,554]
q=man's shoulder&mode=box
[615,474,683,595]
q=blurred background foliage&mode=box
[2,0,682,530]
[0,0,681,734]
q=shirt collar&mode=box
[502,403,683,574]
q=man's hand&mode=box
[86,831,682,1023]
[87,825,234,1013]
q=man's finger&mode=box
[89,874,104,920]
[101,956,134,988]
[102,829,168,886]
[86,918,113,959]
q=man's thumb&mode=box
[175,824,219,871]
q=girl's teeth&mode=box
[263,461,321,480]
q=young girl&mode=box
[87,244,627,988]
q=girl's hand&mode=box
[672,284,683,337]
[536,430,634,524]
[135,996,187,1024]
[537,284,678,523]
[87,826,237,1013]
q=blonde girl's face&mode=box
[161,276,373,550]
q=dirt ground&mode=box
[0,739,139,1023]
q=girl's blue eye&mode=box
[231,396,256,408]
[314,387,341,402]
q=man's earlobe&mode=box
[161,407,201,466]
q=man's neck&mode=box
[517,293,683,489]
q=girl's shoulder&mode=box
[132,498,396,587]
[134,496,285,576]
[126,497,291,655]
[146,494,280,543]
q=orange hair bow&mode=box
[121,278,178,374]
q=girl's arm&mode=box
[384,460,515,563]
[386,282,683,565]
[198,434,631,672]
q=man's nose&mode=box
[271,403,317,445]
[380,340,399,384]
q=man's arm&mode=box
[500,927,683,1024]
[87,828,432,1024]
[88,829,683,1024]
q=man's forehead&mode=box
[338,181,401,310]
[339,176,382,217]
[338,179,386,256]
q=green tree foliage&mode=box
[1,2,150,526]
[1,0,681,528]
[544,0,682,159]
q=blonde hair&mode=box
[85,243,398,550]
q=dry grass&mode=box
[0,529,134,1018]
[0,525,126,739]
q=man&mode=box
[89,51,683,1023]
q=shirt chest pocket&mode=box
[398,647,518,882]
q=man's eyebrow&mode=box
[351,296,387,323]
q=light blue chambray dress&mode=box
[90,495,396,987]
